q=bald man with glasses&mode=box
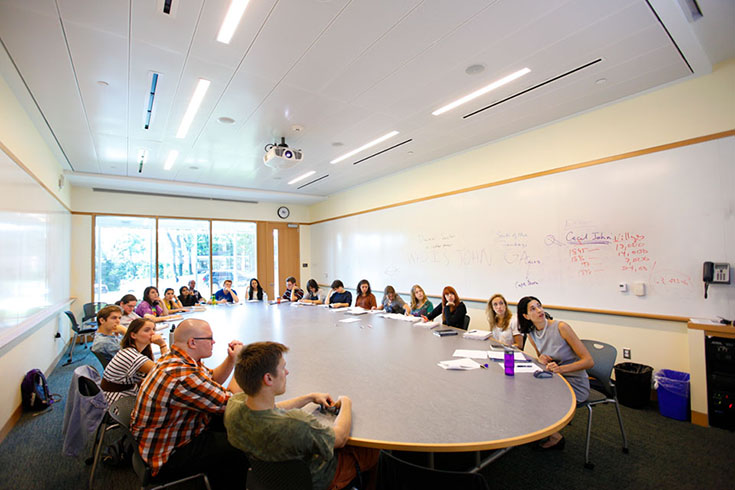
[131,319,248,488]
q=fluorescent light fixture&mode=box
[432,67,531,116]
[330,130,400,164]
[288,170,316,185]
[176,78,211,138]
[163,150,179,170]
[137,149,148,164]
[217,0,250,44]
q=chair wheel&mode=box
[623,447,629,454]
[584,462,595,470]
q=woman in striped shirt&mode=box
[101,318,169,404]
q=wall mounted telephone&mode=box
[703,261,731,298]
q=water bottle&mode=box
[169,325,176,346]
[211,294,216,306]
[504,348,515,376]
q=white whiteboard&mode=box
[0,148,70,331]
[310,136,735,318]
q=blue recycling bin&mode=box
[654,369,690,421]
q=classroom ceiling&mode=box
[0,0,733,204]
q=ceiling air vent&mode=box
[463,59,603,119]
[351,139,413,166]
[297,174,329,190]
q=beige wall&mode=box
[306,59,735,417]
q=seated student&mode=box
[517,296,593,450]
[486,293,523,348]
[246,278,268,301]
[214,279,239,304]
[101,318,168,405]
[188,280,205,304]
[354,279,377,309]
[131,319,248,488]
[178,286,198,307]
[119,294,141,328]
[225,342,379,490]
[424,286,468,330]
[325,280,352,308]
[91,305,127,361]
[163,287,188,313]
[407,284,433,317]
[135,286,172,323]
[376,285,406,313]
[282,276,304,302]
[300,279,323,304]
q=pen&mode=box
[480,363,489,369]
[516,364,533,368]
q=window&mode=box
[158,219,211,299]
[211,221,257,294]
[94,216,156,303]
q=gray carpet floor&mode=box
[1,343,733,490]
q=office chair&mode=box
[83,302,107,326]
[106,396,212,490]
[462,315,470,330]
[377,450,489,490]
[92,351,111,369]
[578,339,629,469]
[247,459,313,490]
[63,311,97,365]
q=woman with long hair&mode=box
[135,286,171,322]
[163,287,188,313]
[354,279,377,309]
[407,284,433,317]
[486,293,523,348]
[101,318,169,404]
[425,286,467,329]
[246,278,268,301]
[517,296,593,450]
[376,285,406,313]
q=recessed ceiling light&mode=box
[291,124,304,133]
[176,78,211,138]
[164,150,179,170]
[331,142,344,147]
[96,80,109,87]
[273,176,282,180]
[595,78,608,85]
[432,67,531,116]
[217,0,251,44]
[408,150,414,155]
[465,64,485,75]
[288,170,316,185]
[330,131,400,164]
[218,116,236,124]
[189,165,199,170]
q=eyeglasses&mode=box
[192,337,214,342]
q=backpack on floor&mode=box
[21,369,59,412]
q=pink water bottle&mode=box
[504,348,515,376]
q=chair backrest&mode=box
[64,310,80,331]
[78,374,101,397]
[463,315,470,330]
[248,459,313,490]
[93,350,112,369]
[581,339,617,397]
[377,450,489,490]
[83,302,106,322]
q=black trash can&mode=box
[614,362,653,408]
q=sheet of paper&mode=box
[437,358,482,370]
[338,317,362,323]
[487,351,527,361]
[414,320,440,329]
[513,363,543,374]
[452,349,488,359]
[463,329,492,340]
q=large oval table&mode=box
[181,302,575,456]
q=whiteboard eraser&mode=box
[618,283,628,292]
[633,282,646,296]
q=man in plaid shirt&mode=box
[131,318,248,488]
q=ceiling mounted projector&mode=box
[263,137,303,169]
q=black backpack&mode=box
[20,369,59,411]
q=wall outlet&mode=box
[623,348,631,359]
[618,282,628,292]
